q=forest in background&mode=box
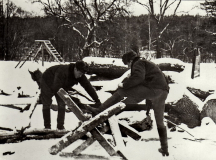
[0,0,216,62]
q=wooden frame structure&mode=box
[49,88,142,159]
[15,40,64,68]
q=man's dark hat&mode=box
[122,51,137,65]
[75,60,89,73]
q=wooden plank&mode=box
[49,102,126,155]
[118,121,141,140]
[108,116,125,148]
[108,116,129,159]
[90,128,118,156]
[57,88,88,121]
[72,136,95,155]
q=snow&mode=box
[1,59,216,160]
[83,56,127,67]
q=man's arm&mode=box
[78,75,101,103]
[122,61,146,89]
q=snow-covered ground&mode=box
[1,59,216,160]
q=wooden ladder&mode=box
[15,40,64,68]
[39,40,64,63]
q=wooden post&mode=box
[29,93,40,118]
[118,121,141,140]
[57,88,89,121]
[42,44,44,66]
[108,115,125,149]
[191,48,201,79]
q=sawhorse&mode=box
[49,88,142,159]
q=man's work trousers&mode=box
[40,79,66,129]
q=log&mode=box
[157,63,185,72]
[187,87,212,101]
[0,129,70,144]
[0,125,110,144]
[201,99,216,124]
[88,63,128,79]
[59,154,117,159]
[167,95,201,128]
[83,57,185,79]
[49,102,126,155]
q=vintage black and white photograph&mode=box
[0,0,216,159]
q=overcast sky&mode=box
[4,0,207,16]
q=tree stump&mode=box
[167,95,201,128]
[201,99,216,124]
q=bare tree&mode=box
[132,0,182,58]
[32,0,129,58]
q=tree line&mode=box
[0,0,216,62]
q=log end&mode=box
[49,145,60,155]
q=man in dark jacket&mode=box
[40,61,101,130]
[88,51,169,156]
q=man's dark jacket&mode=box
[122,57,169,91]
[41,63,100,102]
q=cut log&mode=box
[0,129,70,144]
[157,63,185,72]
[187,87,212,101]
[83,57,185,79]
[49,102,126,155]
[88,64,128,79]
[167,95,201,128]
[201,99,216,124]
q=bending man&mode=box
[40,61,101,130]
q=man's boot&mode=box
[57,108,65,130]
[157,126,169,156]
[42,108,51,129]
[87,92,123,116]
